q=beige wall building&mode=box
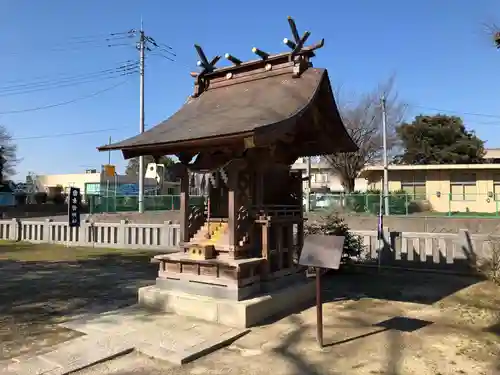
[362,163,500,213]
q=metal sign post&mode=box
[315,266,323,347]
[299,234,345,348]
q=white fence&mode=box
[2,219,180,251]
[1,219,495,268]
[353,228,493,268]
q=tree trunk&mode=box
[341,177,355,193]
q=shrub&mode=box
[14,192,27,205]
[48,185,65,204]
[304,213,364,264]
[344,189,422,215]
[52,193,65,205]
[345,189,381,214]
[34,192,47,204]
[389,189,409,215]
[476,237,500,285]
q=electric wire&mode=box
[0,79,132,115]
[412,105,500,120]
[0,29,177,144]
[0,59,137,85]
[12,127,130,141]
[0,71,137,98]
[0,63,138,95]
[3,31,137,56]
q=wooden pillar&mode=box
[255,170,264,207]
[276,223,283,270]
[261,222,270,276]
[227,169,238,252]
[180,168,190,243]
[297,220,304,254]
[287,223,294,268]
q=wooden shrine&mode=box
[99,17,357,303]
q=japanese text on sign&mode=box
[68,187,81,228]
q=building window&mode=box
[450,173,476,201]
[311,173,329,183]
[400,173,426,199]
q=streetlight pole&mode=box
[381,95,390,216]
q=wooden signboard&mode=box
[299,234,345,348]
[299,234,345,270]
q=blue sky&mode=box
[1,0,499,181]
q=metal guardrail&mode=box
[308,192,500,218]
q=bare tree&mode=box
[324,77,406,192]
[481,21,500,48]
[0,125,18,178]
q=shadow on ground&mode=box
[321,267,481,304]
[0,243,159,360]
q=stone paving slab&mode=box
[0,306,249,374]
[1,356,65,375]
[0,335,134,375]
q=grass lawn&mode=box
[0,242,158,361]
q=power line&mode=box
[0,59,137,85]
[12,127,130,141]
[11,122,160,141]
[0,63,137,89]
[0,79,131,114]
[0,72,136,98]
[65,30,136,41]
[0,63,138,97]
[411,104,500,119]
[3,31,137,56]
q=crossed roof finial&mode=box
[283,16,324,59]
[194,44,220,74]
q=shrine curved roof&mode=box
[98,67,358,159]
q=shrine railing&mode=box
[252,204,302,219]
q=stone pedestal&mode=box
[152,252,307,301]
[138,279,315,328]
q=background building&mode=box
[35,167,179,202]
[361,163,500,213]
[291,156,368,192]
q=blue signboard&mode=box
[117,183,139,196]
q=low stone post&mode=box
[9,218,18,241]
[118,220,127,247]
[161,221,172,249]
[44,219,52,243]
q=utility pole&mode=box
[381,95,390,216]
[108,136,112,165]
[138,24,146,213]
